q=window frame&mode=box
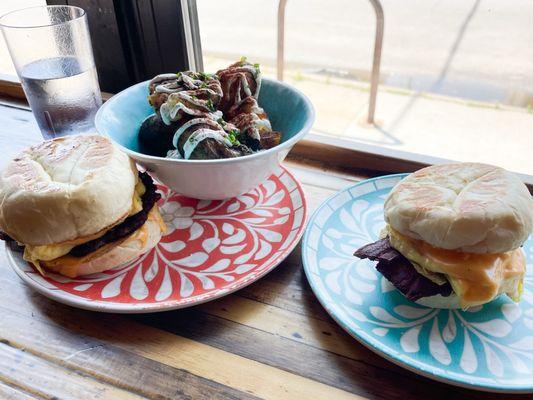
[0,74,24,100]
[0,0,196,92]
[45,0,193,92]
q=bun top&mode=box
[384,163,533,253]
[0,135,137,245]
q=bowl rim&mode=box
[95,76,315,165]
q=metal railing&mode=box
[277,0,384,124]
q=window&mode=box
[0,0,46,77]
[1,1,193,93]
[196,0,533,178]
[1,1,532,180]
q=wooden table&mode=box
[0,101,530,400]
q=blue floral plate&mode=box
[302,174,533,392]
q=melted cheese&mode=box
[127,205,166,249]
[23,179,147,269]
[388,226,525,307]
[42,207,163,278]
[24,242,76,262]
[150,205,167,234]
[48,222,152,277]
[131,177,146,215]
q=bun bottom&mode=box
[43,207,164,278]
[414,293,461,309]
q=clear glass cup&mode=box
[0,5,102,139]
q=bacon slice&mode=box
[354,238,452,301]
[68,172,160,257]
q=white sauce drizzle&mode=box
[160,92,218,124]
[150,73,179,84]
[155,85,179,94]
[167,149,183,159]
[150,73,181,94]
[182,128,232,159]
[252,118,271,136]
[221,64,261,105]
[256,117,271,130]
[170,115,229,159]
[181,73,201,88]
[221,65,261,109]
[240,115,271,140]
[241,74,252,97]
[172,117,221,148]
[150,73,221,98]
[151,64,265,160]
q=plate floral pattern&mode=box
[7,166,306,313]
[302,174,533,392]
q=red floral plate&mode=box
[6,166,306,313]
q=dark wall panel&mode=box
[48,0,132,92]
[47,0,191,92]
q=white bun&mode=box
[384,163,533,253]
[414,293,461,309]
[414,292,508,309]
[0,135,137,245]
[43,207,164,278]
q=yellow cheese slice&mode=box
[387,226,525,307]
[41,206,164,278]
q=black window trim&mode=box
[45,0,202,93]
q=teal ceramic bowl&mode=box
[95,78,315,199]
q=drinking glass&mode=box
[0,5,102,139]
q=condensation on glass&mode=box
[0,5,102,139]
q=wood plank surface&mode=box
[0,271,356,400]
[0,342,148,400]
[0,102,531,400]
[0,381,41,400]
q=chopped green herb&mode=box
[200,82,208,88]
[240,56,247,63]
[206,99,216,112]
[227,129,240,146]
[198,71,211,80]
[217,117,226,126]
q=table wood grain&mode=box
[0,101,530,400]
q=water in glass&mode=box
[20,56,102,139]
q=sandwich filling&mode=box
[40,207,166,278]
[2,172,162,275]
[22,174,147,264]
[355,224,526,308]
[354,238,452,301]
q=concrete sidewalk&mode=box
[198,0,533,108]
[288,70,533,177]
[207,56,532,176]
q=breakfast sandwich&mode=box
[0,135,166,278]
[355,163,533,309]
